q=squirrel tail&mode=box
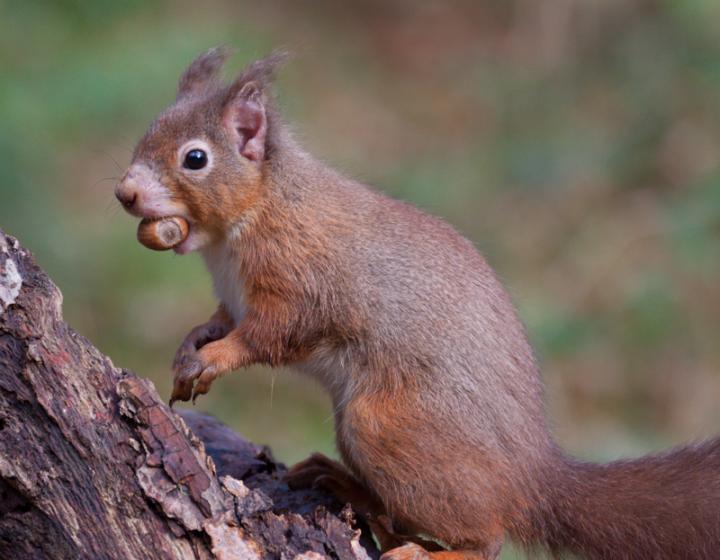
[525,440,720,559]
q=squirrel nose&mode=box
[115,186,138,210]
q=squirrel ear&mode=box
[223,81,267,163]
[177,46,231,100]
[220,51,289,163]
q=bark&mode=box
[0,229,378,560]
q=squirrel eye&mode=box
[183,149,208,170]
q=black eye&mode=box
[183,149,208,170]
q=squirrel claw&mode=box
[170,366,198,404]
[171,350,224,404]
[169,381,192,405]
[191,366,218,402]
[191,385,204,404]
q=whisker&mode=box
[114,133,137,153]
[92,148,125,173]
[104,196,123,216]
[91,176,120,190]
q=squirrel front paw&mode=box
[171,322,228,373]
[170,351,217,405]
[170,334,248,405]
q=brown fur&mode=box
[118,50,720,560]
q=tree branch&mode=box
[0,229,377,560]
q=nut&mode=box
[137,217,189,251]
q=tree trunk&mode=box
[0,229,377,560]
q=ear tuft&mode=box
[177,46,233,100]
[221,50,291,163]
[231,49,291,94]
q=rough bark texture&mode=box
[0,229,378,560]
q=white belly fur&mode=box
[201,241,247,325]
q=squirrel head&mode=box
[116,47,287,253]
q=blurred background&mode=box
[1,1,719,556]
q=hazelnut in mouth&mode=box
[137,217,190,251]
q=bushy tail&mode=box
[533,440,720,559]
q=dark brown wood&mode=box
[0,229,377,560]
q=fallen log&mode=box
[0,229,377,560]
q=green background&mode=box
[2,1,719,557]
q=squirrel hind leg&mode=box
[285,455,504,559]
[286,452,384,515]
[285,453,414,551]
[379,542,502,560]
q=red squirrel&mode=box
[115,48,720,560]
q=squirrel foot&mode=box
[286,453,375,511]
[380,543,499,560]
